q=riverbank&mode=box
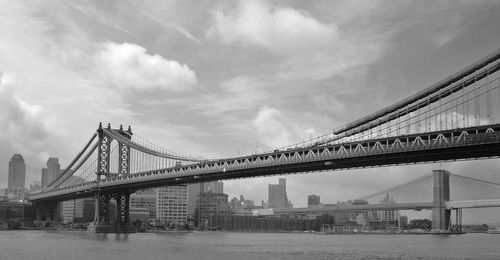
[318,231,466,235]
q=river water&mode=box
[1,231,499,260]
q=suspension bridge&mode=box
[29,48,500,232]
[274,170,500,232]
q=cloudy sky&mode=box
[1,0,500,216]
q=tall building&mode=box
[130,189,156,220]
[42,158,61,187]
[156,185,188,225]
[41,169,47,188]
[187,181,223,217]
[8,154,25,189]
[47,158,60,186]
[194,192,229,227]
[308,195,321,208]
[268,178,290,209]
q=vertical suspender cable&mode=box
[498,71,500,121]
[439,93,442,130]
[486,71,492,124]
[465,82,469,127]
[474,76,480,126]
[433,98,436,131]
[416,103,421,133]
[454,89,458,129]
[462,82,466,128]
[407,107,410,134]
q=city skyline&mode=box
[1,1,500,211]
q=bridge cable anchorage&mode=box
[355,173,433,201]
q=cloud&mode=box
[253,106,291,148]
[94,42,198,91]
[0,71,62,186]
[208,0,337,56]
[192,76,269,115]
[252,106,321,149]
[207,0,391,81]
[207,0,496,83]
[0,72,52,141]
[161,22,202,44]
[0,72,17,85]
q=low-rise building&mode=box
[130,189,156,220]
[194,192,229,227]
[130,207,150,224]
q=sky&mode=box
[1,0,500,219]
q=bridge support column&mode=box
[431,170,451,233]
[451,208,463,232]
[98,193,111,223]
[116,191,131,223]
[88,123,135,233]
[88,191,135,233]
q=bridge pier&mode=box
[450,208,463,232]
[88,191,135,233]
[431,170,451,233]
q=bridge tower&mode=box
[90,123,135,233]
[431,169,451,232]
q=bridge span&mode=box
[30,124,500,202]
[446,199,500,209]
[272,199,500,215]
[28,48,500,233]
[273,203,434,215]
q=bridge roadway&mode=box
[30,124,500,202]
[273,202,434,215]
[272,199,500,215]
[446,199,500,209]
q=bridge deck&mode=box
[273,202,434,215]
[30,124,500,202]
[446,199,500,209]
